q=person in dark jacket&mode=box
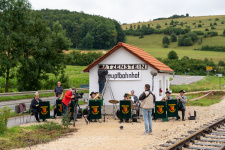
[98,65,108,94]
[54,81,63,97]
[31,92,44,122]
[176,90,187,121]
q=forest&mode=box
[38,9,125,49]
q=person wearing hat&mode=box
[89,92,96,100]
[176,90,187,121]
[31,92,44,122]
[98,65,108,94]
[53,92,62,119]
[162,91,173,101]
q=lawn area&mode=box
[125,35,225,63]
[186,91,225,106]
[0,122,76,150]
[122,15,225,35]
[170,76,225,93]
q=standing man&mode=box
[176,90,187,121]
[31,92,44,122]
[139,84,154,135]
[98,65,108,94]
[54,81,63,98]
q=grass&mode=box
[0,93,54,102]
[122,15,225,63]
[125,35,225,63]
[170,76,225,93]
[186,91,225,106]
[0,122,76,150]
[122,15,225,35]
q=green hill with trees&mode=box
[38,9,125,49]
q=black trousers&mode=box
[177,108,185,120]
[53,108,57,118]
[32,111,45,122]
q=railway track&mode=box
[159,116,225,150]
[0,88,89,97]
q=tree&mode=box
[170,33,177,42]
[162,36,170,45]
[186,13,189,17]
[0,0,32,92]
[156,24,161,29]
[168,51,178,59]
[17,17,72,91]
[187,32,198,42]
[81,32,94,49]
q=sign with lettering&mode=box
[107,70,141,80]
[100,64,147,70]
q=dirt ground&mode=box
[16,96,225,150]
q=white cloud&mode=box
[29,0,225,23]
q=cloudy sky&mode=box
[29,0,225,24]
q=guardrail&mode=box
[0,88,89,97]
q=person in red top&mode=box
[62,87,76,115]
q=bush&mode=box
[35,121,63,131]
[193,31,204,35]
[223,29,225,35]
[0,106,11,134]
[178,35,193,46]
[207,31,218,37]
[163,43,169,48]
[156,24,161,29]
[215,18,219,21]
[168,50,178,59]
[64,51,103,66]
[210,23,213,26]
[198,24,202,27]
[213,22,217,25]
[221,21,224,24]
[218,60,225,66]
[201,45,225,52]
[211,26,216,29]
[162,36,170,45]
[187,32,198,42]
[205,28,209,31]
[170,33,177,42]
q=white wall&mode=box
[88,47,170,106]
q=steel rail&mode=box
[165,117,225,150]
[0,88,89,97]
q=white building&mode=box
[83,42,174,113]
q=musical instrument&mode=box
[127,93,131,99]
[109,100,119,104]
[162,96,168,101]
[60,89,67,99]
[93,92,101,99]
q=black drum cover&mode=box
[132,114,137,122]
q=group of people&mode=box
[31,81,77,122]
[162,90,187,121]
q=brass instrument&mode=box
[127,93,131,100]
[93,92,101,99]
[161,96,168,101]
[60,89,67,100]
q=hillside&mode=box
[122,15,225,63]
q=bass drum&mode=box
[116,109,120,119]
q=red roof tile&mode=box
[83,42,174,73]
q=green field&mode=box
[125,34,225,63]
[170,76,225,93]
[122,15,225,34]
[122,15,225,63]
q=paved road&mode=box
[0,93,89,128]
[170,75,205,85]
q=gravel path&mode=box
[15,96,225,150]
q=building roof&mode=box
[83,42,174,73]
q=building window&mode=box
[159,80,162,96]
